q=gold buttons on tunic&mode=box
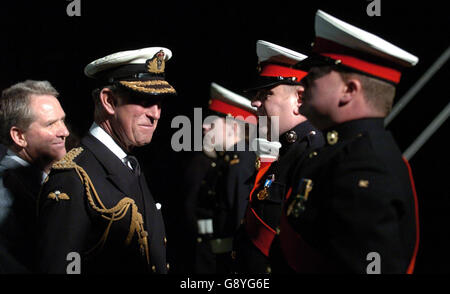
[285,130,298,143]
[327,130,339,145]
[255,157,261,170]
[358,179,369,188]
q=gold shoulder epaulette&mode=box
[46,145,150,264]
[52,147,84,170]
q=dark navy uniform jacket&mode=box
[233,121,324,273]
[176,147,255,274]
[36,134,167,274]
[275,118,419,273]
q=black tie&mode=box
[125,155,141,176]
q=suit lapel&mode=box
[81,134,161,245]
[1,155,42,203]
[81,134,136,197]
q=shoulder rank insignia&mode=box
[286,178,313,218]
[48,190,70,201]
[52,147,84,170]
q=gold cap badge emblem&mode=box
[146,50,165,74]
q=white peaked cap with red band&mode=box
[311,10,419,84]
[257,40,308,84]
[209,82,257,124]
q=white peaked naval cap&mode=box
[84,47,176,95]
[297,10,419,84]
[209,82,257,124]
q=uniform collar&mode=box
[323,118,385,146]
[89,122,128,163]
[278,120,318,157]
[280,120,316,147]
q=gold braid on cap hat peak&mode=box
[119,80,176,94]
[50,147,150,264]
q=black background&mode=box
[1,0,448,274]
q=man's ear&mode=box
[10,126,27,148]
[339,78,362,107]
[99,88,117,115]
[293,86,304,115]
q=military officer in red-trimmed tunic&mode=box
[36,47,176,273]
[176,83,257,274]
[274,10,420,274]
[232,40,324,273]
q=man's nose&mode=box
[57,121,70,138]
[251,100,262,108]
[146,104,161,120]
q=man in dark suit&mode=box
[232,40,324,274]
[276,10,420,273]
[0,80,69,273]
[36,47,176,273]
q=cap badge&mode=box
[146,50,165,74]
[327,130,339,145]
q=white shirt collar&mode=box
[89,122,128,162]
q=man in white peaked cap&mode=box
[278,10,420,273]
[36,47,176,274]
[232,40,324,274]
[174,83,257,274]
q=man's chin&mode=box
[135,136,153,147]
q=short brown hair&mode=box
[338,71,396,115]
[304,66,396,115]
